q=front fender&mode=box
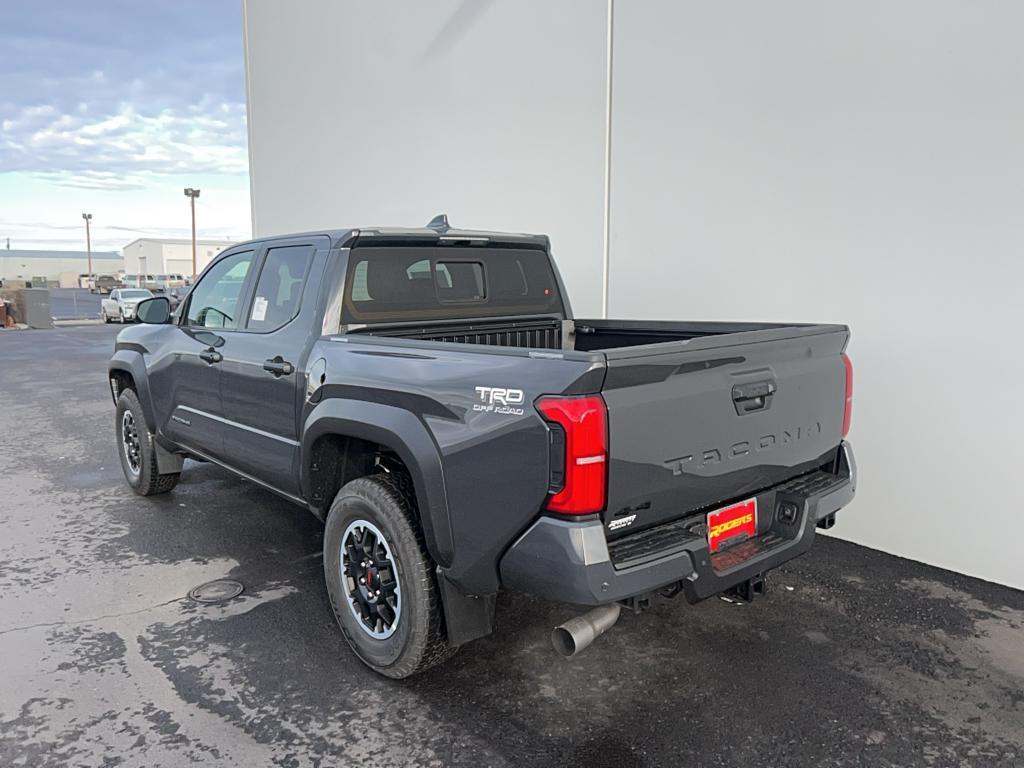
[108,349,157,433]
[301,399,454,567]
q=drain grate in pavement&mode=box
[188,579,244,604]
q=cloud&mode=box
[0,0,246,187]
[2,103,248,183]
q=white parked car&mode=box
[101,288,154,323]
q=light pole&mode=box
[184,188,200,279]
[82,213,93,285]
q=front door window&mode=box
[185,251,253,329]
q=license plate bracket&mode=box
[707,498,757,553]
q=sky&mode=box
[0,0,251,252]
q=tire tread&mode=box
[325,471,455,678]
[116,389,180,496]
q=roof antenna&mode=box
[426,213,450,233]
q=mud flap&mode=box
[437,570,496,647]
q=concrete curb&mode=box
[53,318,105,327]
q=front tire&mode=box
[323,473,454,678]
[115,389,179,496]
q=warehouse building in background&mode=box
[242,1,1024,589]
[0,249,122,286]
[123,238,235,279]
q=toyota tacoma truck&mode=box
[108,216,856,678]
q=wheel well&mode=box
[308,434,410,520]
[109,370,136,403]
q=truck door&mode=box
[217,237,328,496]
[149,248,258,461]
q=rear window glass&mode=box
[342,247,562,323]
[436,261,485,303]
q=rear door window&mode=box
[247,244,316,331]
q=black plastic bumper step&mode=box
[607,470,848,572]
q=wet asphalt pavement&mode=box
[1,324,1022,767]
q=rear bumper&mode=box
[499,442,857,606]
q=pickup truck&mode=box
[108,216,856,678]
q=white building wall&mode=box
[244,0,609,315]
[244,1,1024,589]
[161,242,227,275]
[606,1,1024,589]
[123,241,162,275]
[0,255,122,281]
[123,241,231,276]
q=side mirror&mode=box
[136,296,171,324]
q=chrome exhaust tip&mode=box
[551,603,622,657]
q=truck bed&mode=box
[348,313,849,541]
[347,315,813,353]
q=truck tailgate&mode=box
[599,325,849,538]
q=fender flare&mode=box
[301,399,455,567]
[108,350,157,433]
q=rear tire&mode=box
[115,389,179,496]
[323,473,455,678]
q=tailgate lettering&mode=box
[664,422,822,476]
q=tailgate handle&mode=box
[732,380,775,414]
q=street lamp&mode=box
[82,213,93,285]
[183,188,200,279]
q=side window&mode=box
[185,250,253,329]
[247,244,315,331]
[111,290,119,300]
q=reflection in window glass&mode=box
[185,251,253,329]
[436,261,485,302]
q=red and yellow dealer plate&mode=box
[707,498,757,553]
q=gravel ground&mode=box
[1,324,1021,767]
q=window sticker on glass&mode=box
[251,296,268,322]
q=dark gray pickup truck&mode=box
[108,216,856,678]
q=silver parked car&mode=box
[101,288,154,323]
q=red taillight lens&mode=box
[841,353,853,438]
[536,395,607,515]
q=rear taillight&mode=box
[841,353,853,438]
[536,395,608,515]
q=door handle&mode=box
[199,348,223,365]
[263,356,295,377]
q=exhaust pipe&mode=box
[551,603,621,657]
